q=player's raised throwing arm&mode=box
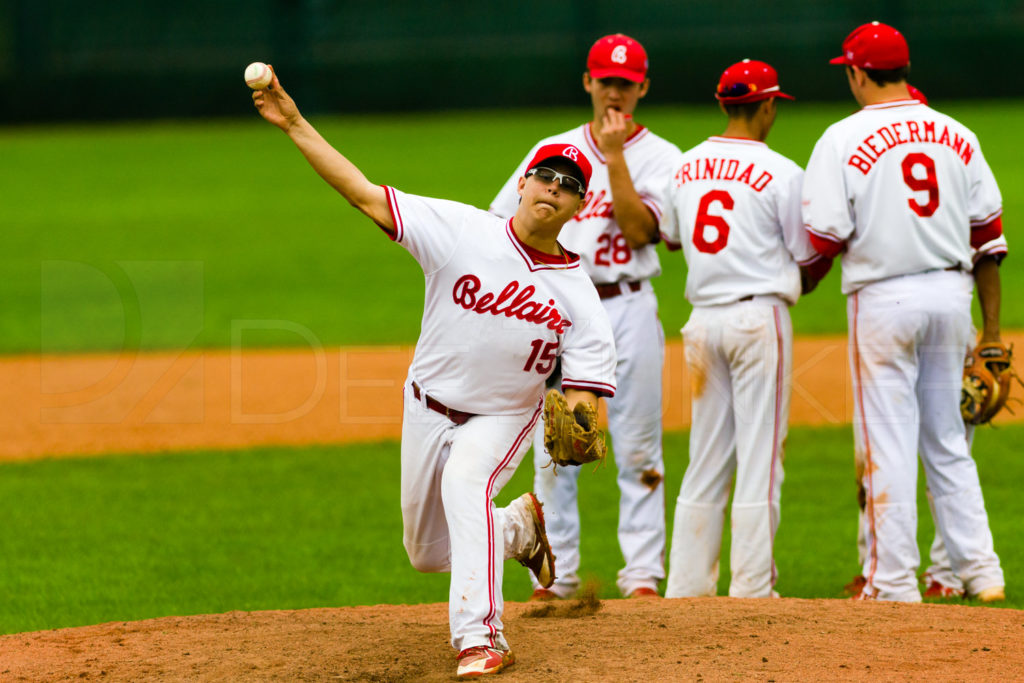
[251,67,394,234]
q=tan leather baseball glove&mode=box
[542,389,607,468]
[961,341,1022,425]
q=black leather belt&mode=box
[411,382,474,425]
[595,281,642,299]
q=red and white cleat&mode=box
[515,493,555,589]
[529,587,559,601]
[844,574,867,597]
[922,580,965,599]
[456,646,515,678]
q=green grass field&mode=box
[4,100,1023,353]
[2,103,1021,635]
[1,423,1020,635]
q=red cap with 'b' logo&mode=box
[526,143,593,189]
[587,34,648,83]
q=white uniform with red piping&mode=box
[803,99,1005,601]
[880,234,1009,596]
[660,136,819,598]
[383,187,616,650]
[490,123,682,596]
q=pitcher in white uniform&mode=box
[491,33,683,600]
[803,22,1006,603]
[252,70,616,678]
[660,60,829,598]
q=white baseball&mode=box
[245,62,273,90]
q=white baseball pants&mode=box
[857,429,979,595]
[666,297,790,599]
[530,285,666,597]
[849,270,1003,601]
[400,381,542,652]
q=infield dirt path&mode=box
[5,333,1023,460]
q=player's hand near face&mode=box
[252,69,393,233]
[592,107,657,249]
[594,108,631,155]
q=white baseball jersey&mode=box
[489,124,683,284]
[803,99,1004,293]
[661,136,818,305]
[383,187,617,414]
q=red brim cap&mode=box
[587,34,649,83]
[526,143,593,188]
[588,65,646,83]
[830,22,909,69]
[715,59,793,104]
[716,86,794,104]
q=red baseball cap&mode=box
[829,21,909,70]
[526,143,593,189]
[907,84,928,104]
[715,59,793,104]
[587,34,648,83]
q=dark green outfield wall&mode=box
[3,0,1023,123]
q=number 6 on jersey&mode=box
[693,189,734,254]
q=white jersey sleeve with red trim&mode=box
[967,143,1003,229]
[383,185,475,274]
[802,101,1003,293]
[663,137,809,306]
[558,292,618,397]
[973,234,1008,264]
[778,162,819,266]
[384,187,616,415]
[801,130,855,252]
[490,124,684,284]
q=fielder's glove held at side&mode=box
[961,341,1023,425]
[542,389,607,469]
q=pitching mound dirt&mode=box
[1,598,1020,681]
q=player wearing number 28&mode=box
[490,34,684,599]
[803,22,1005,601]
[252,69,616,677]
[661,60,829,598]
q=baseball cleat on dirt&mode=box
[456,646,514,678]
[515,492,555,589]
[627,587,661,599]
[975,586,1005,603]
[843,574,867,597]
[922,580,964,599]
[529,587,559,601]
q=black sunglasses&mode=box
[526,167,586,196]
